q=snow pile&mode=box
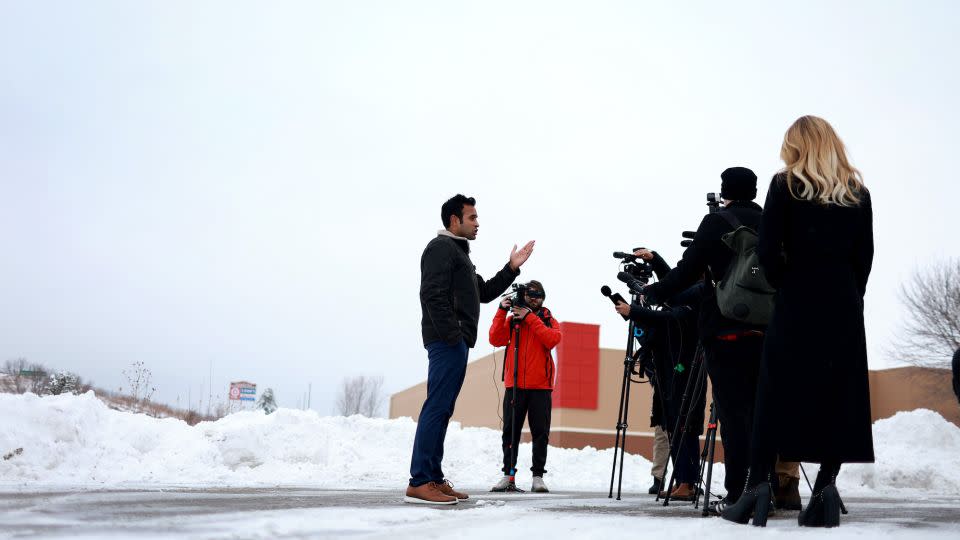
[840,408,960,495]
[0,392,650,490]
[2,391,959,496]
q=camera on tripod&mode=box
[706,192,721,214]
[505,282,544,310]
[612,251,655,283]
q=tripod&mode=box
[699,402,720,515]
[502,317,525,492]
[659,345,708,506]
[608,289,650,500]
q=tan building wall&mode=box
[390,347,717,459]
[390,349,960,461]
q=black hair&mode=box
[526,280,545,298]
[441,194,476,228]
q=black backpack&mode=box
[714,211,776,325]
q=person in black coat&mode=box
[615,249,706,500]
[406,194,535,505]
[953,348,960,405]
[642,166,765,505]
[721,116,874,527]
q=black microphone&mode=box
[682,231,696,239]
[601,285,629,320]
[617,271,647,295]
[612,251,638,262]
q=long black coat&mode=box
[757,174,875,463]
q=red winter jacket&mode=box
[489,306,562,389]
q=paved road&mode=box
[2,488,958,538]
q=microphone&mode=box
[612,251,638,262]
[681,231,696,239]
[617,271,647,295]
[601,285,629,320]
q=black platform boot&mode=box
[799,468,841,528]
[720,473,772,527]
[821,484,841,527]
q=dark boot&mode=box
[774,474,802,510]
[647,477,662,495]
[721,482,772,527]
[822,485,841,527]
[798,492,825,526]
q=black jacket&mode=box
[643,201,764,339]
[420,232,519,348]
[629,282,706,434]
[952,348,959,404]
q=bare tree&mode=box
[1,358,29,393]
[1,359,49,394]
[335,376,385,417]
[892,259,960,367]
[119,360,156,410]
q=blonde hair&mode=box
[780,115,865,206]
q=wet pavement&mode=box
[1,488,958,538]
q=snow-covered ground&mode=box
[3,391,959,496]
[3,392,960,539]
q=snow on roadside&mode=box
[1,392,958,497]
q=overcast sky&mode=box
[2,1,958,414]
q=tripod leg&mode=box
[701,402,719,516]
[616,366,635,501]
[608,362,630,498]
[664,347,706,506]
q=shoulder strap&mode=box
[717,209,742,230]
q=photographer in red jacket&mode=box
[488,280,562,493]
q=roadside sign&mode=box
[229,381,256,401]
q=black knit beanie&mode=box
[720,167,758,201]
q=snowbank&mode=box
[2,392,958,496]
[0,392,648,490]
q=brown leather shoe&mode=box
[661,482,697,501]
[404,482,458,505]
[437,479,469,500]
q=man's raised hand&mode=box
[509,240,536,271]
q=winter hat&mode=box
[720,167,758,201]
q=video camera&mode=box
[706,192,721,214]
[612,250,654,283]
[505,282,544,310]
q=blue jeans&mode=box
[408,339,469,487]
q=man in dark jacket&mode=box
[641,167,764,505]
[489,280,562,493]
[405,194,534,505]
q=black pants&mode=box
[501,388,552,476]
[703,336,763,503]
[668,429,701,485]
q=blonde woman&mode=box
[722,116,874,527]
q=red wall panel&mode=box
[553,322,599,409]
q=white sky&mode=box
[1,1,958,413]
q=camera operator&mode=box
[638,167,764,507]
[614,248,706,501]
[489,280,562,493]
